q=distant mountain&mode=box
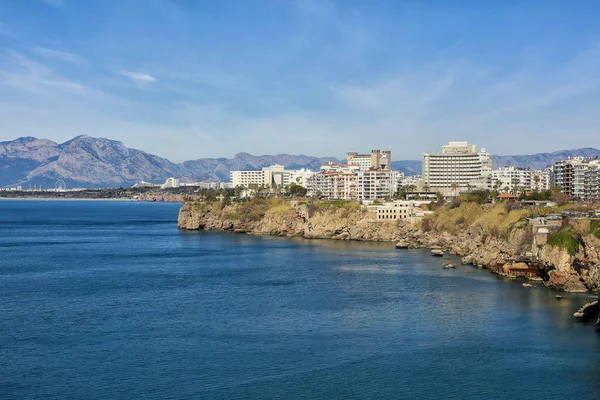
[2,135,599,187]
[0,136,183,188]
[0,136,340,188]
[391,160,422,175]
[490,148,600,170]
[181,152,340,182]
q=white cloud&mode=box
[119,71,158,84]
[32,47,84,64]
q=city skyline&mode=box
[1,1,600,161]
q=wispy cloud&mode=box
[32,47,85,65]
[119,71,158,84]
[1,50,91,97]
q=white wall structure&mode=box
[368,200,431,221]
[161,177,180,189]
[422,141,491,190]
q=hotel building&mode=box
[422,141,491,190]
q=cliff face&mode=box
[177,200,407,241]
[178,200,600,293]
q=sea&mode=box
[0,200,599,399]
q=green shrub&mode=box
[547,231,580,255]
[590,220,600,239]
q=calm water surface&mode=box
[0,200,599,399]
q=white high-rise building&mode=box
[491,166,532,193]
[422,141,491,189]
[551,157,600,199]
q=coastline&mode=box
[177,199,600,292]
[178,198,600,327]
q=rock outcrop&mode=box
[573,300,599,324]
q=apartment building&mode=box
[308,164,359,200]
[551,157,600,199]
[584,165,600,201]
[531,169,551,192]
[356,170,397,201]
[346,150,392,171]
[308,162,398,201]
[491,166,532,193]
[422,141,491,189]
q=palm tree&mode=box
[451,183,458,197]
[533,175,540,192]
[511,178,519,194]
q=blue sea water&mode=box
[0,200,599,400]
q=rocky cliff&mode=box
[178,199,600,294]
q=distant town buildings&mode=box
[228,149,398,201]
[128,144,600,203]
[161,177,180,189]
[230,165,314,189]
[491,166,532,193]
[346,149,392,171]
[551,157,600,200]
[422,141,491,190]
[307,150,399,201]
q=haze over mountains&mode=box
[1,135,599,188]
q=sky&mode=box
[1,0,600,161]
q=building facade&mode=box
[422,141,491,190]
[346,150,392,171]
[230,165,315,189]
[491,166,532,193]
[367,200,430,222]
[551,157,600,200]
[308,162,398,201]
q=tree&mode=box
[511,178,519,194]
[451,183,458,197]
[533,175,541,191]
[289,183,308,197]
[234,185,245,199]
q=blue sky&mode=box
[1,0,600,161]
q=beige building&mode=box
[422,141,491,190]
[346,150,392,171]
[367,200,431,222]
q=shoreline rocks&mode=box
[573,300,599,323]
[178,200,600,294]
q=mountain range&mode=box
[1,135,599,188]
